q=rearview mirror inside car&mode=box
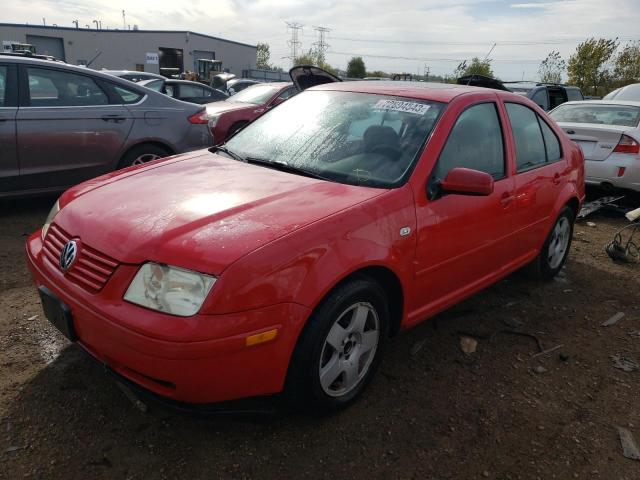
[440,167,494,196]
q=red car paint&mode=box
[205,82,295,144]
[26,82,585,404]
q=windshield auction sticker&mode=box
[373,99,431,115]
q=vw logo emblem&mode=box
[59,240,78,271]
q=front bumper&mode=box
[585,154,640,191]
[26,232,311,404]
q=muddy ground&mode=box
[1,195,639,480]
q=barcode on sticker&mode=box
[373,100,430,115]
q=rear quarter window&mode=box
[112,84,143,104]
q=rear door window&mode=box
[434,102,505,180]
[27,67,108,107]
[531,89,549,110]
[179,84,205,98]
[506,103,556,171]
[0,66,6,106]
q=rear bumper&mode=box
[585,155,640,191]
[26,232,311,404]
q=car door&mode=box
[411,99,517,319]
[15,64,134,191]
[0,63,19,194]
[503,101,567,258]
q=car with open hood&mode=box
[26,66,584,413]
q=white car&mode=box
[550,100,640,192]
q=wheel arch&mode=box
[312,265,405,337]
[116,140,176,169]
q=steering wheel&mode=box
[369,144,401,160]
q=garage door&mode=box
[26,35,65,61]
[193,50,214,70]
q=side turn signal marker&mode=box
[245,328,278,347]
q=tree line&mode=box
[255,38,640,95]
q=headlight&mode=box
[124,263,216,317]
[41,199,60,240]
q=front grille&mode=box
[42,223,119,293]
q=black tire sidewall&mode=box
[286,277,389,413]
[118,145,169,169]
[538,207,575,279]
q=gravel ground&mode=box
[1,195,639,480]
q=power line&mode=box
[285,21,304,67]
[313,26,331,63]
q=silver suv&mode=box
[0,56,213,198]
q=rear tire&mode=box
[285,276,389,414]
[526,206,575,280]
[117,144,170,169]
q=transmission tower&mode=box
[313,26,331,64]
[285,21,304,67]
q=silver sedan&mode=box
[550,100,640,192]
[0,56,213,198]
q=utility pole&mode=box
[93,20,99,30]
[42,18,46,26]
[72,20,79,29]
[312,26,331,65]
[424,64,430,80]
[122,10,126,30]
[285,21,303,67]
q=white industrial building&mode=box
[0,23,257,77]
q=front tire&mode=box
[285,276,389,414]
[527,206,575,280]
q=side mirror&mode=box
[440,167,494,196]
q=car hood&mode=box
[204,101,255,115]
[54,152,385,274]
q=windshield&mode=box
[228,84,282,104]
[551,103,640,127]
[225,90,445,188]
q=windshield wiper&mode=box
[245,157,330,181]
[211,145,245,162]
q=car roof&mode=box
[310,81,521,103]
[164,79,213,86]
[556,100,640,107]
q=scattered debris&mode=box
[577,195,625,219]
[559,352,570,362]
[611,354,640,372]
[5,446,24,453]
[460,336,478,355]
[27,314,38,321]
[410,338,428,356]
[532,344,564,358]
[605,219,639,264]
[457,329,544,353]
[533,365,547,374]
[586,221,597,228]
[501,318,523,329]
[616,427,640,461]
[601,312,625,327]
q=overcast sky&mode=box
[3,0,640,80]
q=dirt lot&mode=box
[1,195,639,480]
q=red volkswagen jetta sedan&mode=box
[27,73,584,412]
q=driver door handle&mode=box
[500,192,515,207]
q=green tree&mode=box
[613,41,640,87]
[538,50,566,83]
[454,57,494,78]
[567,37,618,95]
[256,43,271,70]
[347,57,366,78]
[293,50,338,75]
